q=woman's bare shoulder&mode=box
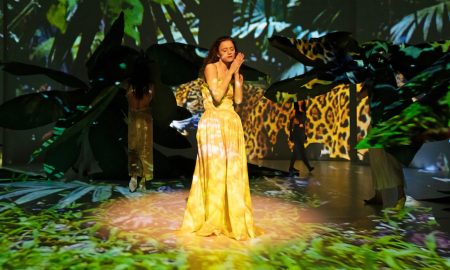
[204,63,217,71]
[204,63,218,80]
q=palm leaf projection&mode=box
[0,181,109,211]
[391,1,450,43]
[266,32,450,165]
[233,0,292,40]
[3,0,348,80]
[3,0,203,78]
[0,5,267,208]
[0,12,194,207]
[0,11,185,207]
[0,178,151,212]
[233,0,345,43]
[4,0,266,89]
[146,42,267,85]
[357,52,450,150]
[1,11,203,175]
[232,0,331,79]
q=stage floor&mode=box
[1,160,450,268]
[1,159,449,231]
[249,159,450,230]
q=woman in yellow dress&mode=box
[181,36,257,240]
[126,58,154,192]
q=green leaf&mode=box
[0,187,50,200]
[15,188,66,205]
[86,12,125,82]
[152,0,175,9]
[31,86,120,178]
[31,38,55,60]
[92,185,112,202]
[46,0,68,33]
[424,233,437,252]
[56,186,96,209]
[0,181,79,188]
[1,62,88,89]
[104,0,144,45]
[0,90,86,130]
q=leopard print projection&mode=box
[176,78,370,160]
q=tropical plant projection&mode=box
[1,177,450,269]
[2,0,450,162]
[1,1,450,268]
[1,12,198,181]
[390,1,450,43]
[1,9,269,179]
[0,0,448,189]
[265,32,450,165]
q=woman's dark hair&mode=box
[201,36,238,74]
[129,53,154,100]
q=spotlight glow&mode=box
[99,191,323,250]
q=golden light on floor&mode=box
[99,190,323,252]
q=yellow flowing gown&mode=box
[181,81,257,241]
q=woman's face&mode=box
[217,40,236,63]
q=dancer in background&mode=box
[126,57,154,192]
[181,36,258,240]
[288,101,314,176]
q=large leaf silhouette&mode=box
[357,52,450,164]
[269,32,359,68]
[147,42,268,84]
[154,126,191,149]
[266,32,364,102]
[87,46,141,89]
[31,86,120,178]
[0,180,118,210]
[146,43,205,86]
[1,12,199,180]
[390,40,450,80]
[86,12,125,81]
[1,62,88,89]
[382,51,450,121]
[264,69,341,102]
[0,89,85,130]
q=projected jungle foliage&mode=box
[1,2,450,269]
[1,0,449,162]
